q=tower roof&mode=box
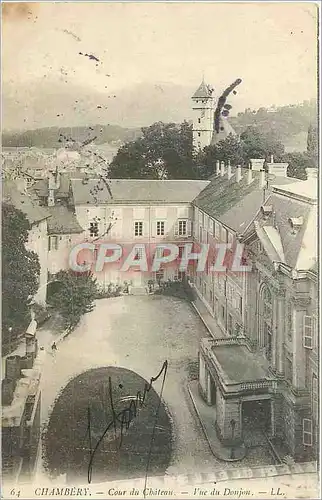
[192,80,214,99]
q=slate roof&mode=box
[31,172,89,199]
[192,81,214,99]
[71,179,209,205]
[47,206,84,235]
[3,182,51,225]
[244,180,317,271]
[193,167,302,234]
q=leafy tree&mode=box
[2,204,40,347]
[109,121,196,179]
[240,126,285,163]
[195,134,244,178]
[47,269,98,329]
[307,123,318,167]
[282,152,313,180]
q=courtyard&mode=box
[36,294,279,485]
[38,295,218,482]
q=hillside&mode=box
[230,99,317,151]
[2,99,317,152]
[2,124,141,148]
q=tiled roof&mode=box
[47,206,84,235]
[3,182,51,225]
[192,81,213,99]
[71,179,210,205]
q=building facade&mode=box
[194,163,318,461]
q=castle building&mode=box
[191,80,237,152]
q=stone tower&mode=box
[191,79,215,152]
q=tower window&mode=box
[198,132,201,137]
[198,118,201,124]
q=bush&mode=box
[32,302,51,326]
[155,278,195,302]
[47,270,98,329]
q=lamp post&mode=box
[230,418,236,459]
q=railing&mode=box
[211,337,248,346]
[200,337,278,394]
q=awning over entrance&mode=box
[200,337,277,396]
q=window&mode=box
[261,285,273,361]
[89,221,99,237]
[214,221,220,239]
[303,315,314,349]
[178,245,184,258]
[156,269,164,282]
[156,221,165,236]
[285,354,293,384]
[134,247,144,260]
[48,236,58,251]
[198,118,201,124]
[312,374,318,421]
[198,132,201,137]
[221,226,228,243]
[303,419,312,446]
[287,302,293,340]
[221,305,225,320]
[155,246,164,259]
[178,220,187,236]
[134,221,143,237]
[228,314,233,335]
[228,231,234,245]
[208,218,213,235]
[174,269,185,281]
[238,295,243,315]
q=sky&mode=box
[2,2,318,129]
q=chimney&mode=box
[306,167,318,179]
[247,168,253,185]
[235,165,242,183]
[5,355,22,381]
[215,160,220,176]
[227,160,233,180]
[250,159,265,171]
[259,169,266,189]
[2,379,16,406]
[220,161,225,176]
[267,162,288,177]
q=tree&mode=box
[282,152,312,180]
[240,126,285,163]
[109,121,196,179]
[307,124,318,167]
[2,204,40,347]
[47,269,98,329]
[195,134,244,178]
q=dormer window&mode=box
[289,216,304,235]
[261,205,273,217]
[289,216,304,231]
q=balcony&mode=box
[200,337,278,396]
